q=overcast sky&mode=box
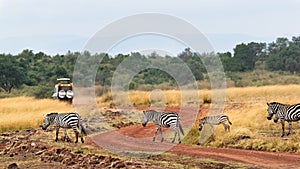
[1,0,300,56]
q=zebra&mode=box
[142,110,185,143]
[267,102,300,137]
[199,114,232,132]
[42,112,87,143]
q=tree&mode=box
[268,37,289,55]
[54,66,68,77]
[233,42,266,71]
[266,36,300,73]
[218,52,239,72]
[178,47,192,61]
[0,55,25,93]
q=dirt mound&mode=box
[1,130,47,156]
[0,129,157,168]
[101,109,139,128]
[41,147,135,168]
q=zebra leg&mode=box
[55,127,60,142]
[287,121,293,136]
[209,123,215,132]
[78,124,85,143]
[224,123,231,132]
[178,131,181,144]
[222,123,227,132]
[72,126,79,143]
[74,131,79,143]
[153,127,159,142]
[159,127,164,142]
[63,128,71,142]
[80,133,84,143]
[172,128,177,143]
[78,118,87,143]
[177,128,181,144]
[280,119,285,137]
[63,128,66,141]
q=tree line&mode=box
[219,36,300,72]
[0,36,300,97]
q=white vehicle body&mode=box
[52,78,73,102]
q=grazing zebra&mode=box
[199,114,232,132]
[42,112,87,143]
[142,110,185,143]
[267,102,300,137]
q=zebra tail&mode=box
[227,116,232,125]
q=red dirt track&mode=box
[88,107,300,169]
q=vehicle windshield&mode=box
[57,80,71,84]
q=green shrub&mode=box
[26,85,53,99]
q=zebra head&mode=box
[42,113,58,130]
[198,118,206,131]
[142,110,149,127]
[267,102,276,121]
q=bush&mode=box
[25,85,53,99]
[95,85,110,96]
[221,127,253,146]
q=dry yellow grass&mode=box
[2,85,300,152]
[97,85,300,152]
[100,84,300,107]
[99,89,211,107]
[196,85,300,152]
[0,97,74,132]
[226,85,300,104]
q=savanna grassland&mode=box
[190,85,300,152]
[2,85,300,169]
[0,97,74,133]
[2,85,300,153]
[100,84,300,152]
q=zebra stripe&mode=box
[199,114,232,132]
[42,112,87,143]
[267,102,300,137]
[142,110,184,143]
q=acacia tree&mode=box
[0,55,25,93]
[233,42,266,71]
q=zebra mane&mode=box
[268,102,289,106]
[200,117,207,121]
[46,112,59,116]
[269,102,289,106]
[269,102,282,105]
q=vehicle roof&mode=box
[57,78,71,81]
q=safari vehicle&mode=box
[52,78,74,102]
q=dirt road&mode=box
[89,107,300,169]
